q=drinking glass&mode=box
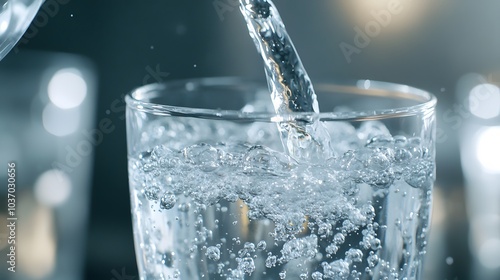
[0,0,44,60]
[126,77,437,280]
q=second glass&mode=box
[126,78,436,280]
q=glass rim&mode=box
[125,77,437,121]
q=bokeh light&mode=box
[475,127,500,173]
[34,169,72,207]
[469,84,500,119]
[478,238,500,269]
[48,68,87,109]
[42,103,80,136]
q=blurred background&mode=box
[0,0,499,279]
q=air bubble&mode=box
[370,238,381,250]
[345,248,363,263]
[366,151,390,171]
[132,129,433,277]
[339,151,364,171]
[144,185,161,200]
[265,255,277,268]
[404,161,434,189]
[206,246,221,261]
[326,244,339,255]
[358,121,391,143]
[238,257,255,275]
[311,271,323,280]
[395,148,412,163]
[183,143,220,172]
[393,135,407,146]
[281,235,318,261]
[367,254,379,268]
[366,135,394,147]
[334,233,345,244]
[243,145,292,175]
[322,260,350,279]
[257,240,267,251]
[160,193,177,210]
[244,242,256,252]
[178,203,190,212]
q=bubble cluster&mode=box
[322,260,350,279]
[281,235,318,262]
[129,119,433,279]
[160,193,177,210]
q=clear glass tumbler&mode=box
[126,77,437,280]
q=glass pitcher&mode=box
[0,0,44,60]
